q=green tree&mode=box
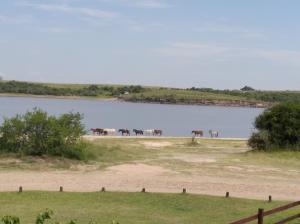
[0,109,88,160]
[240,86,255,91]
[249,103,300,150]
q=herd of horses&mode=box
[90,128,163,136]
[90,128,219,138]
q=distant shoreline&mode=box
[83,135,248,141]
[0,93,269,108]
[0,93,118,101]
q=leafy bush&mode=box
[249,103,300,150]
[0,108,89,160]
[1,210,119,224]
[2,216,20,224]
[35,209,53,224]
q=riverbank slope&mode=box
[1,80,299,108]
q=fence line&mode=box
[230,201,300,224]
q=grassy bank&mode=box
[1,80,300,107]
[1,138,300,172]
[0,191,296,224]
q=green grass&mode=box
[87,138,300,170]
[0,191,298,224]
[1,138,300,173]
[0,139,299,223]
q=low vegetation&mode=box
[188,87,300,103]
[0,109,91,160]
[1,80,300,107]
[0,81,142,97]
[0,192,295,224]
[249,103,300,150]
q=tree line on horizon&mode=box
[0,80,143,97]
[0,80,300,104]
[186,86,300,103]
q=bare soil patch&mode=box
[142,141,173,148]
[0,138,299,201]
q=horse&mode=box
[153,129,163,136]
[144,129,154,136]
[133,129,143,136]
[192,130,204,137]
[90,128,103,136]
[209,130,219,138]
[118,129,130,136]
[103,129,116,135]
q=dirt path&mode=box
[0,163,299,201]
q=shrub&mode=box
[0,108,88,160]
[249,103,300,150]
[2,216,20,224]
[1,210,119,224]
[35,209,53,224]
[248,131,269,150]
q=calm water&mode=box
[0,96,263,138]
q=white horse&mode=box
[144,129,154,136]
[103,129,116,135]
[209,130,219,138]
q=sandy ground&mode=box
[0,136,298,201]
[0,163,299,201]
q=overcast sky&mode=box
[0,0,300,90]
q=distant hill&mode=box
[0,80,299,108]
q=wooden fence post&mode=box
[258,208,264,224]
[268,195,272,203]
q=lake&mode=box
[0,96,264,138]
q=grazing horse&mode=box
[192,130,204,137]
[118,129,130,136]
[133,129,143,136]
[209,130,219,138]
[144,129,154,136]
[153,129,163,136]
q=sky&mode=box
[0,0,300,90]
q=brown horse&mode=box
[192,130,204,137]
[153,129,163,136]
[91,128,108,136]
[90,128,103,135]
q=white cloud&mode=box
[155,42,300,67]
[100,0,171,9]
[132,0,170,8]
[154,42,229,60]
[0,14,33,24]
[255,50,300,66]
[41,27,69,33]
[194,21,267,40]
[17,2,119,19]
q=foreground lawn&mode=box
[0,192,297,224]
